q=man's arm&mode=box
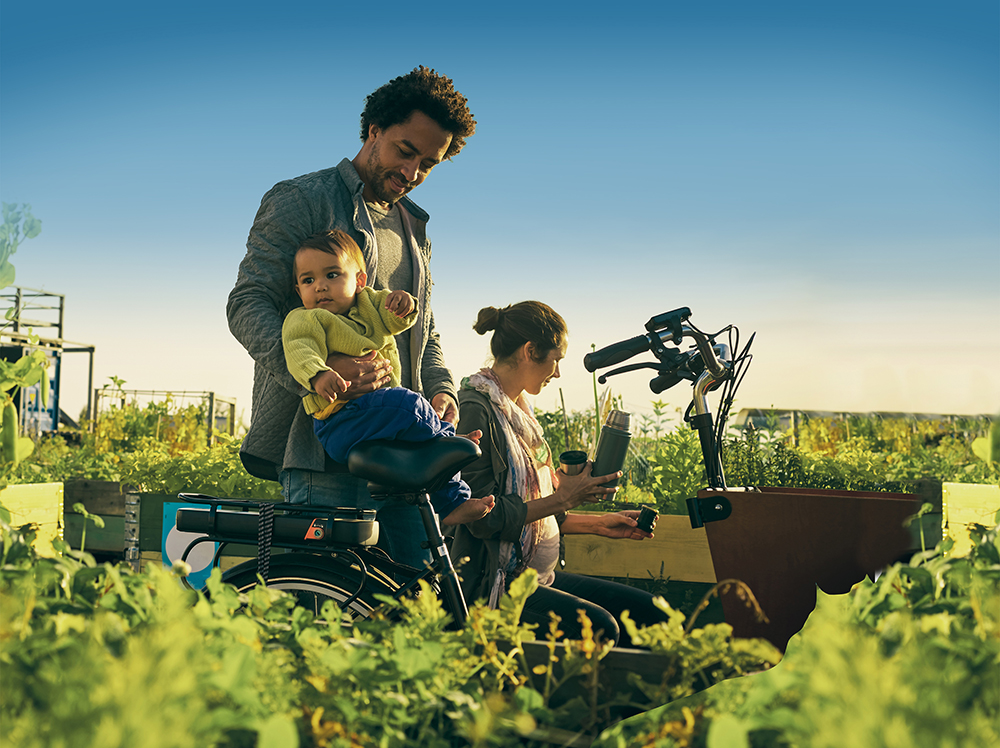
[420,309,459,423]
[227,182,313,395]
[228,182,391,398]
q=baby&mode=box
[282,229,494,525]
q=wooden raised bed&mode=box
[3,482,64,556]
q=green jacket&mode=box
[282,287,417,418]
[450,388,530,604]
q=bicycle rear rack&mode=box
[173,493,380,586]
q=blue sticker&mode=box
[162,501,219,589]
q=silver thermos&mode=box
[591,409,631,487]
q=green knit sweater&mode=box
[282,286,416,418]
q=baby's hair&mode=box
[295,229,365,276]
[473,301,567,363]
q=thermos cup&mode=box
[591,409,632,487]
[558,450,588,475]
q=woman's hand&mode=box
[594,510,653,540]
[551,461,622,511]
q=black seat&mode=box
[347,437,480,495]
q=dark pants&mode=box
[313,386,471,519]
[520,571,670,647]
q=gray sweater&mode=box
[227,158,457,479]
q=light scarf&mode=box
[463,368,556,607]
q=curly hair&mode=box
[360,66,476,160]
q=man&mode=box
[227,67,476,566]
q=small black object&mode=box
[685,495,732,528]
[637,505,658,534]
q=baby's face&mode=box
[294,248,365,315]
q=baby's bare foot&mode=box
[442,495,495,526]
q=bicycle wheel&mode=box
[221,553,398,620]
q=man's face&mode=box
[362,111,452,207]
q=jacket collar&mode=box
[336,157,430,224]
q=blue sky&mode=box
[2,0,997,425]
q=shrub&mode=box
[595,520,1000,748]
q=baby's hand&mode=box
[385,290,415,317]
[311,369,350,403]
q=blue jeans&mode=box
[279,467,431,569]
[313,387,470,519]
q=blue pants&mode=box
[313,387,471,520]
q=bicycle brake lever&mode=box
[597,361,663,384]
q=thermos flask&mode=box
[591,409,632,487]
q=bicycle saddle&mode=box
[347,436,481,495]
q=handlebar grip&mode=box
[584,334,651,371]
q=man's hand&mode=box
[385,290,415,317]
[311,369,350,403]
[432,392,458,425]
[325,351,392,400]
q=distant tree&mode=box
[0,203,45,483]
[1,202,42,290]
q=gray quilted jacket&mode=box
[227,158,457,479]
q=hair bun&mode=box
[473,306,501,335]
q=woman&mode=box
[452,301,669,647]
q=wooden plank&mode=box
[63,480,126,516]
[562,514,716,583]
[64,514,125,553]
[2,482,64,557]
[943,482,1000,558]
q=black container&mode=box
[591,409,631,488]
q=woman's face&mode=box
[523,338,567,396]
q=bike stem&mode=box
[692,370,726,489]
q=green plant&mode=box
[117,434,281,500]
[0,347,50,489]
[643,427,708,514]
[595,518,1000,748]
[1,485,784,748]
[535,403,596,459]
[0,202,41,289]
[0,204,48,489]
[85,378,211,456]
[8,434,121,484]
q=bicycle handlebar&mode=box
[582,334,651,371]
[585,312,729,382]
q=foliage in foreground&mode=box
[595,520,1000,748]
[0,504,778,747]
